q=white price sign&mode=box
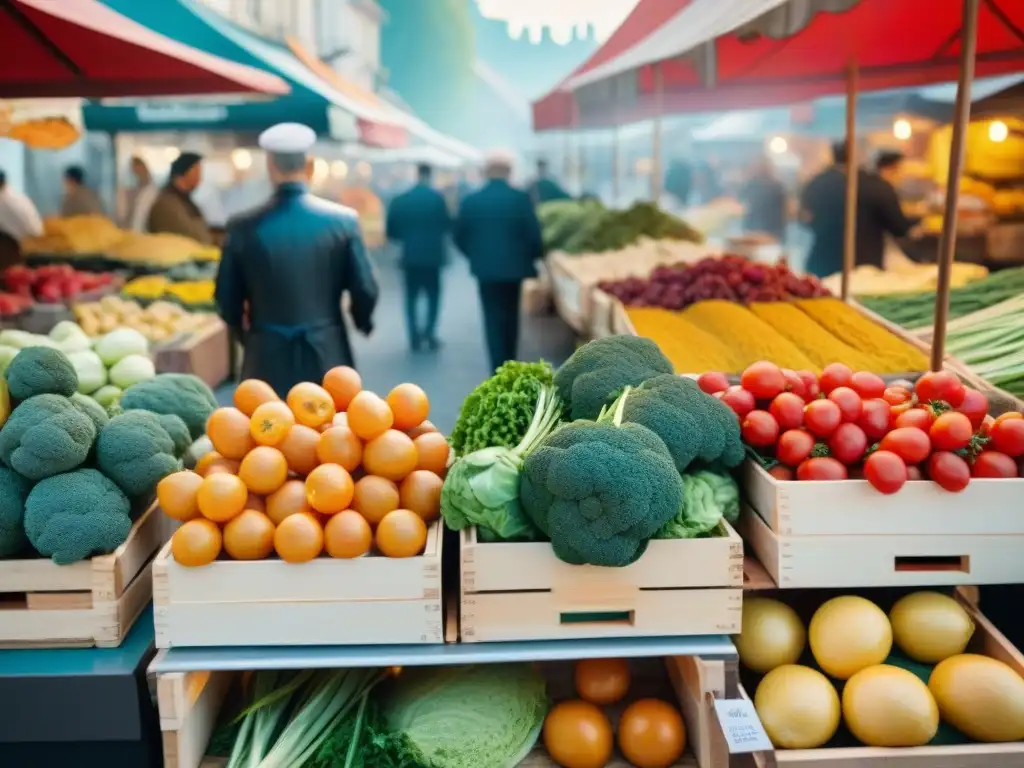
[713,699,773,754]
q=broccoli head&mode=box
[0,466,32,558]
[156,413,192,458]
[520,419,684,566]
[70,392,110,433]
[96,410,182,498]
[5,346,78,401]
[554,335,673,420]
[24,468,132,564]
[119,373,217,440]
[0,394,96,480]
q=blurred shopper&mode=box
[527,159,571,205]
[148,152,212,244]
[740,156,787,242]
[0,170,42,268]
[455,150,543,372]
[386,163,452,352]
[125,156,159,232]
[665,159,693,207]
[215,123,379,396]
[60,165,104,217]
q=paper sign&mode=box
[713,699,773,754]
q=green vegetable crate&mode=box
[0,503,164,648]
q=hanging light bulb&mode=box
[990,120,1009,143]
[893,119,912,141]
[311,158,329,187]
[768,136,788,154]
[330,160,349,179]
[231,148,253,171]
[163,147,180,163]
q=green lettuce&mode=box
[656,469,740,539]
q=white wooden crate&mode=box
[153,521,443,648]
[0,503,164,648]
[460,524,744,642]
[547,252,587,333]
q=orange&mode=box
[244,492,266,513]
[324,510,372,558]
[323,366,362,410]
[207,407,255,459]
[223,509,275,560]
[316,426,363,472]
[204,458,240,476]
[266,479,314,525]
[362,429,418,482]
[305,463,354,514]
[195,450,225,477]
[406,420,438,439]
[387,383,430,431]
[375,509,427,558]
[413,432,450,476]
[274,512,324,563]
[250,401,295,446]
[233,379,279,416]
[171,518,222,567]
[157,470,203,521]
[237,446,288,495]
[351,475,400,525]
[277,424,321,475]
[287,382,336,429]
[347,391,393,441]
[196,472,248,523]
[399,470,443,523]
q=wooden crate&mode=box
[611,297,637,336]
[153,521,444,648]
[547,252,587,333]
[0,503,164,648]
[459,524,744,642]
[588,288,616,338]
[154,319,230,390]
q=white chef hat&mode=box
[258,122,317,154]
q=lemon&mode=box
[754,665,841,749]
[889,591,974,663]
[734,597,807,674]
[809,596,892,680]
[929,654,1024,742]
[842,665,938,747]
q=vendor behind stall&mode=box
[60,166,104,217]
[147,152,212,245]
[740,155,787,242]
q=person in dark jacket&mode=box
[148,152,212,244]
[215,123,379,396]
[740,155,788,242]
[386,163,452,352]
[527,159,571,205]
[455,150,544,372]
[60,166,104,217]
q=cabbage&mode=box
[656,469,740,539]
[0,330,58,350]
[108,355,155,389]
[94,328,149,366]
[92,385,123,409]
[49,321,92,353]
[67,350,107,394]
[0,345,18,375]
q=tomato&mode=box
[879,427,931,465]
[804,399,842,438]
[894,407,935,431]
[819,363,853,394]
[827,387,863,423]
[929,411,974,452]
[864,450,908,494]
[742,410,780,448]
[741,361,786,401]
[769,392,805,430]
[768,464,795,481]
[776,429,815,467]
[574,658,631,705]
[996,411,1024,423]
[827,423,867,464]
[697,372,730,395]
[990,418,1024,457]
[796,456,848,481]
[618,698,687,768]
[720,386,756,418]
[972,451,1018,479]
[915,370,966,408]
[928,451,971,492]
[906,464,924,481]
[781,369,807,400]
[796,370,820,399]
[883,386,913,406]
[856,398,890,439]
[849,371,886,400]
[980,414,996,436]
[956,388,989,430]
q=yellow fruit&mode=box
[929,654,1024,742]
[889,591,975,663]
[754,665,840,749]
[735,597,806,674]
[842,665,938,747]
[809,596,892,680]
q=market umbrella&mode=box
[1,0,288,98]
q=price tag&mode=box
[713,699,773,754]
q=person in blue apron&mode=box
[215,122,379,397]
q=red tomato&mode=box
[697,372,730,395]
[796,370,820,399]
[929,411,974,452]
[883,386,913,406]
[849,371,886,400]
[857,398,891,439]
[990,418,1024,458]
[781,369,807,400]
[915,370,966,408]
[796,456,848,481]
[742,410,780,448]
[894,407,935,431]
[996,411,1024,424]
[972,451,1018,479]
[804,399,842,438]
[828,423,868,465]
[879,427,932,465]
[928,451,971,492]
[906,464,924,481]
[827,387,863,423]
[864,450,908,494]
[720,386,756,419]
[819,363,853,394]
[741,361,786,401]
[956,388,989,430]
[768,464,795,481]
[769,393,805,431]
[776,429,815,467]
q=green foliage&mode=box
[656,470,740,539]
[96,410,181,498]
[5,346,78,401]
[0,394,96,480]
[119,373,217,440]
[0,466,32,558]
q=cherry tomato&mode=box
[796,370,820,399]
[990,418,1024,458]
[781,369,807,400]
[996,411,1024,423]
[769,392,805,431]
[883,386,913,406]
[827,386,863,423]
[915,370,966,408]
[857,398,891,440]
[819,363,853,394]
[928,451,971,492]
[894,407,935,431]
[981,414,996,436]
[828,422,868,465]
[849,371,886,400]
[956,388,989,430]
[972,451,1018,479]
[906,464,924,481]
[796,456,848,481]
[720,386,756,419]
[864,450,908,494]
[697,372,730,395]
[768,464,795,481]
[742,410,780,448]
[804,399,842,438]
[879,427,932,465]
[929,411,974,452]
[776,429,815,467]
[741,361,786,401]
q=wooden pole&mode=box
[611,77,621,206]
[841,61,859,301]
[651,65,664,202]
[931,0,980,371]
